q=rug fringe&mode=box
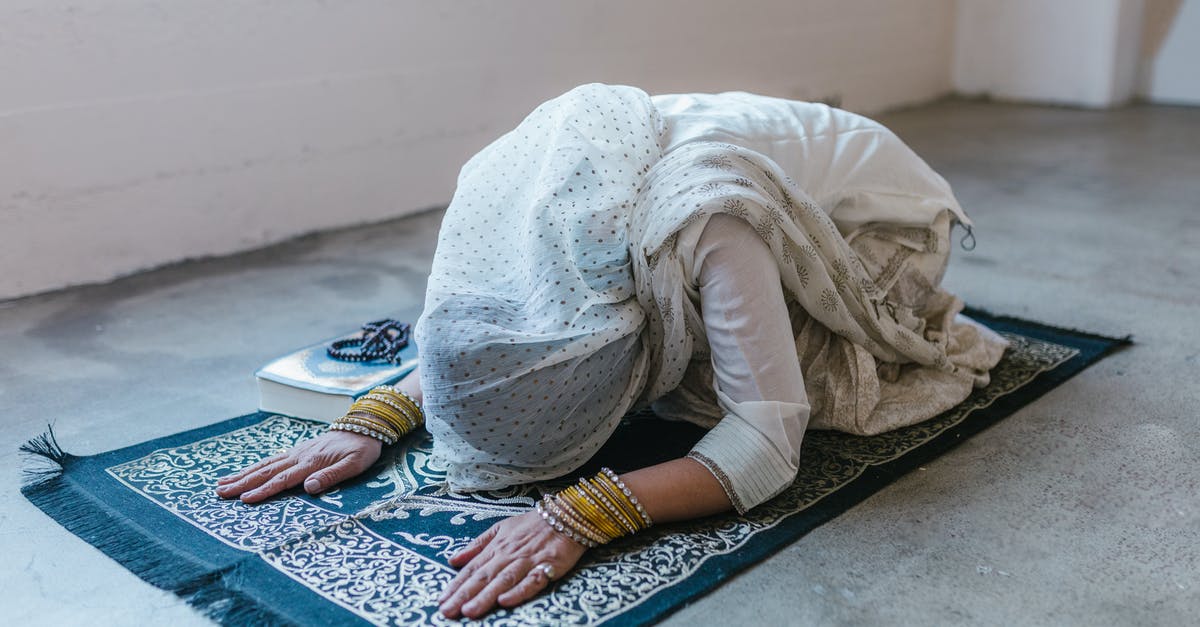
[19,424,70,489]
[21,474,215,590]
[21,425,206,587]
[177,569,299,627]
[22,463,299,626]
[20,426,299,626]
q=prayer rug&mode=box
[21,310,1128,626]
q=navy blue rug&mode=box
[21,310,1128,626]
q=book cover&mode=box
[255,330,418,421]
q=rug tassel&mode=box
[27,486,294,624]
[176,567,299,627]
[22,478,218,590]
[19,424,71,489]
[19,423,300,626]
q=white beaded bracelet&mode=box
[601,467,653,527]
[328,421,396,446]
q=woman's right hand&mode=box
[215,430,382,503]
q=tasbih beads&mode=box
[327,319,412,364]
[536,468,653,548]
[329,385,424,445]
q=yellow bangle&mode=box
[599,467,652,527]
[350,398,412,434]
[335,415,399,441]
[584,477,640,534]
[579,478,636,535]
[355,393,422,432]
[360,389,425,430]
[536,499,597,548]
[543,496,610,545]
[536,470,654,547]
[592,473,648,532]
[369,386,425,423]
[560,485,625,539]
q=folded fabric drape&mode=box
[414,83,1007,502]
[634,140,1007,435]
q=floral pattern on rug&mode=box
[106,333,1076,626]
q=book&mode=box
[255,330,418,422]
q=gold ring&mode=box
[536,563,556,581]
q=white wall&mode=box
[1141,0,1200,104]
[0,0,957,301]
[953,0,1146,108]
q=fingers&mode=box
[214,457,294,500]
[216,452,287,485]
[440,527,496,605]
[439,512,587,619]
[215,432,382,503]
[240,457,322,503]
[303,456,361,494]
[438,560,494,619]
[449,524,499,568]
[460,559,532,619]
[497,563,554,608]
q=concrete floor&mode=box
[3,98,1198,625]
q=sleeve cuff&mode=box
[687,406,807,514]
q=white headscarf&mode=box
[415,85,663,490]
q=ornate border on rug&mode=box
[94,332,1076,626]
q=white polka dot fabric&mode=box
[416,84,1008,493]
[415,85,664,490]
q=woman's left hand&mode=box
[438,509,587,619]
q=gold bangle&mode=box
[391,389,425,424]
[373,388,422,412]
[374,385,424,413]
[555,487,609,538]
[353,396,406,423]
[557,486,614,537]
[335,413,399,439]
[538,470,657,546]
[543,496,610,545]
[580,475,638,533]
[368,385,425,421]
[584,477,640,534]
[359,392,423,431]
[560,484,625,540]
[600,467,653,527]
[590,470,648,528]
[579,478,637,535]
[382,393,424,428]
[536,500,597,548]
[345,410,406,438]
[335,415,399,441]
[589,476,637,531]
[350,398,412,433]
[534,471,655,547]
